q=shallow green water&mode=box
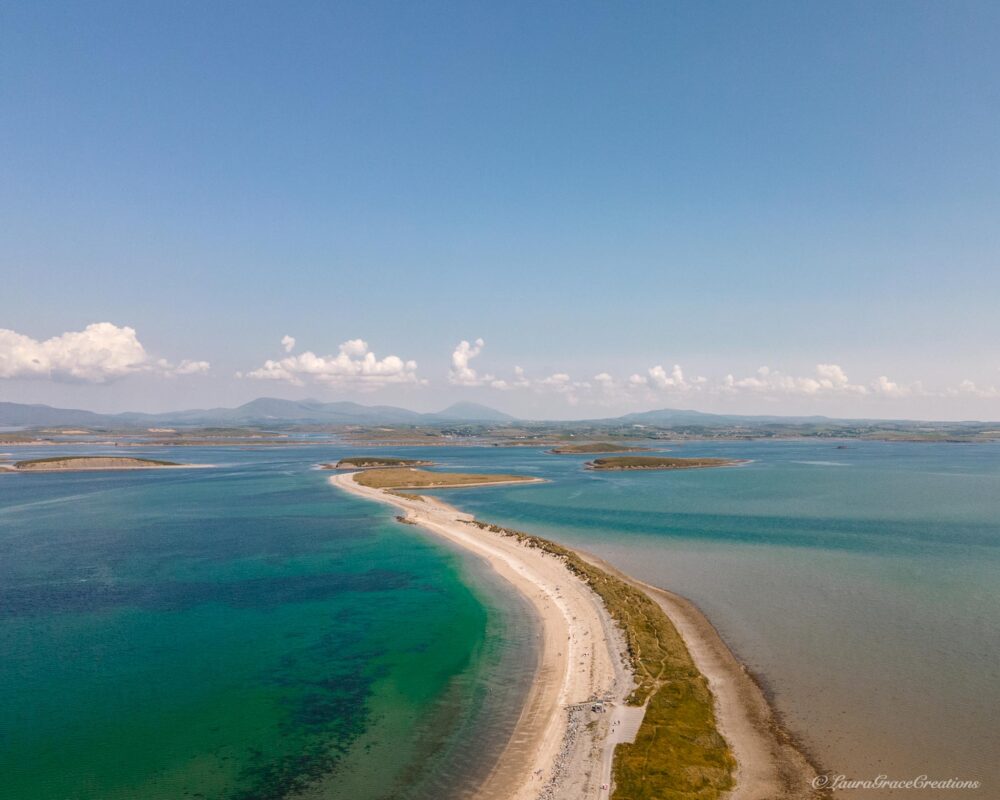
[0,448,534,800]
[4,439,998,800]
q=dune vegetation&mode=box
[352,467,536,489]
[12,456,179,471]
[587,456,739,470]
[548,442,651,454]
[462,518,734,800]
[329,456,434,469]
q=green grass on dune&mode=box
[353,468,533,489]
[462,519,734,800]
[548,442,650,454]
[14,456,178,468]
[333,456,433,468]
[587,456,737,470]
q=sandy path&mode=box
[329,474,631,800]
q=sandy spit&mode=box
[330,473,823,800]
[330,473,634,800]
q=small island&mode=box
[352,467,540,490]
[6,456,182,473]
[323,456,436,469]
[548,442,651,454]
[586,456,741,471]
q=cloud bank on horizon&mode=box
[2,324,998,411]
[241,337,421,389]
[0,323,209,383]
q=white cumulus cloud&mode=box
[168,359,211,376]
[627,364,706,394]
[949,379,1000,399]
[871,375,923,398]
[281,335,296,353]
[244,339,420,389]
[435,347,1000,410]
[0,323,209,383]
[722,364,868,396]
[449,338,495,386]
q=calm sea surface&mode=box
[0,445,536,800]
[428,440,1000,799]
[2,440,998,799]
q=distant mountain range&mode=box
[0,397,991,429]
[605,407,835,426]
[0,398,517,428]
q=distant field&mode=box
[353,467,536,489]
[329,456,434,469]
[549,442,650,454]
[586,456,738,471]
[11,456,179,471]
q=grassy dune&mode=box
[587,456,738,470]
[13,456,178,471]
[463,519,735,800]
[549,442,650,454]
[330,456,434,468]
[352,467,535,489]
[357,464,733,797]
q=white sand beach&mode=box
[330,473,820,800]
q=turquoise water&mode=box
[419,440,1000,799]
[4,441,998,800]
[0,447,536,800]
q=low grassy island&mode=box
[9,456,181,472]
[586,455,741,471]
[325,456,436,469]
[548,442,651,454]
[352,467,539,490]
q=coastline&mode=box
[573,551,824,800]
[330,473,822,800]
[331,473,633,800]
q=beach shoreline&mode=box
[572,550,824,800]
[331,472,633,800]
[329,473,822,800]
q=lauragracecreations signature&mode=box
[812,774,982,791]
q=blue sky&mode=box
[2,1,999,418]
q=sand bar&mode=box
[330,473,821,800]
[331,473,633,800]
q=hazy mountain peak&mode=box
[428,402,517,422]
